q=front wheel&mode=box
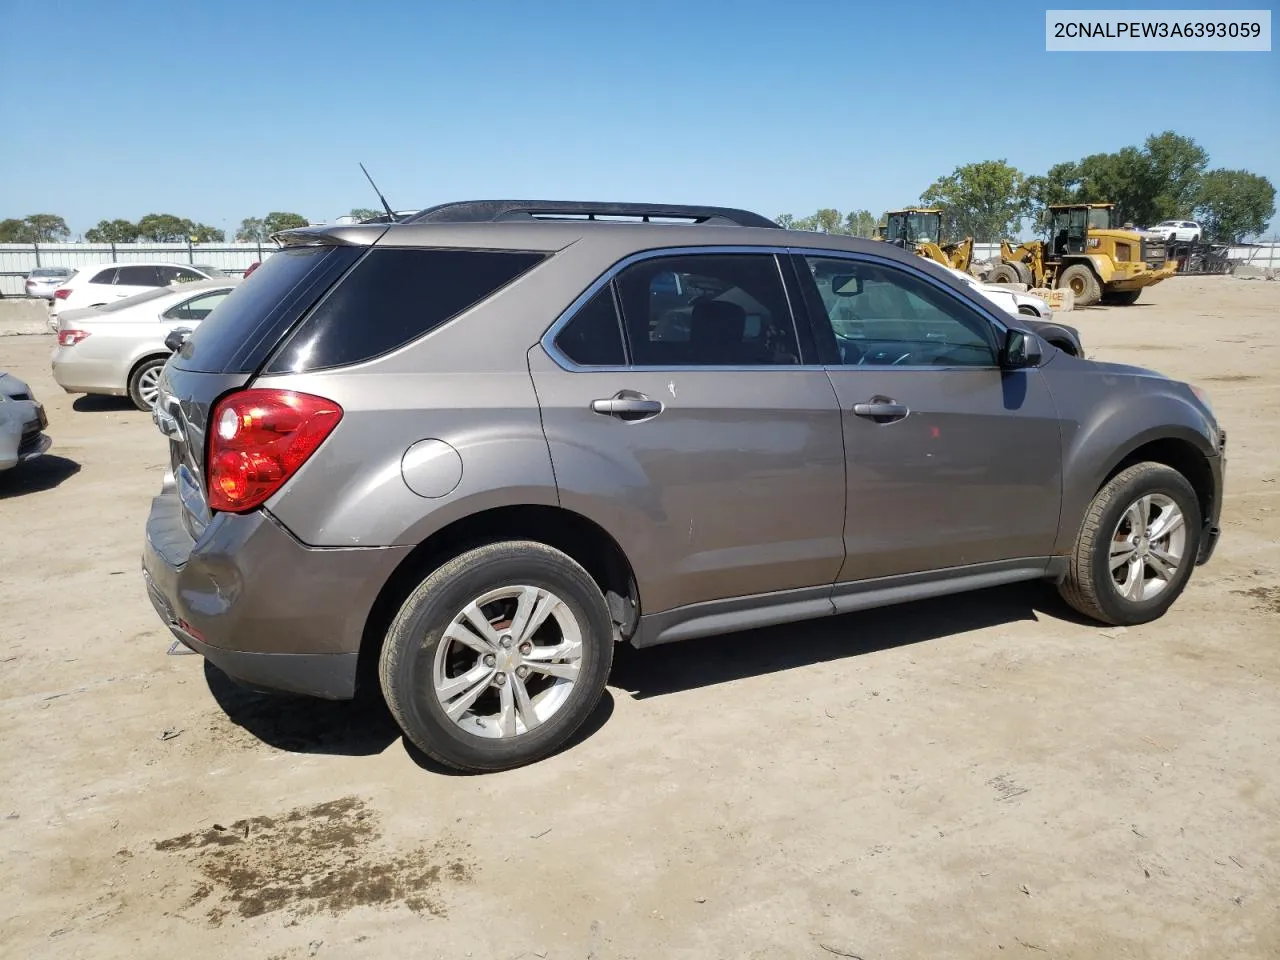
[1057,264,1101,306]
[379,541,614,772]
[1058,462,1202,625]
[987,264,1023,285]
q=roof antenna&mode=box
[359,162,397,221]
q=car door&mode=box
[790,252,1063,586]
[528,250,847,616]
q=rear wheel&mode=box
[1057,264,1101,306]
[987,264,1023,285]
[127,356,166,411]
[1103,290,1142,305]
[1058,462,1202,625]
[379,541,614,772]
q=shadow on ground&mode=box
[200,581,1085,767]
[0,454,80,498]
[611,581,1087,699]
[204,661,400,757]
[72,395,138,413]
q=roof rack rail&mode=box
[401,200,779,229]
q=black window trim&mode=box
[541,246,821,372]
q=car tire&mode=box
[127,356,167,411]
[379,540,614,773]
[987,264,1023,285]
[1057,264,1101,306]
[1058,462,1202,626]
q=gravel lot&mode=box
[2,276,1278,959]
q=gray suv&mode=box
[142,200,1225,772]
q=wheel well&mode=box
[1103,437,1213,523]
[355,505,639,691]
[1046,337,1077,356]
[1017,304,1039,316]
[128,352,169,383]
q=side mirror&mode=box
[1002,328,1043,369]
[830,274,864,297]
[165,327,193,353]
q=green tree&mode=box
[792,215,819,232]
[774,213,796,229]
[23,214,70,242]
[235,217,266,241]
[0,218,34,242]
[1144,130,1209,221]
[263,211,309,235]
[349,207,381,221]
[137,213,193,242]
[844,209,878,238]
[188,222,226,242]
[920,160,1030,241]
[1194,169,1277,242]
[85,219,141,243]
[813,208,843,234]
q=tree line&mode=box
[776,131,1275,244]
[0,208,390,244]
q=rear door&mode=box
[114,265,165,300]
[791,252,1063,584]
[529,250,847,616]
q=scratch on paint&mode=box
[688,519,694,542]
[667,380,677,398]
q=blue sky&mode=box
[2,0,1276,237]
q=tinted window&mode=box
[615,254,799,367]
[155,265,205,284]
[164,291,231,322]
[90,267,118,285]
[554,285,625,366]
[117,265,162,286]
[800,256,996,367]
[176,245,362,374]
[266,248,546,373]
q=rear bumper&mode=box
[141,491,411,699]
[50,351,126,396]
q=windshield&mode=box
[193,264,227,277]
[32,268,72,278]
[886,212,941,245]
[1087,208,1112,229]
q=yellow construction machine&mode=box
[877,208,974,273]
[987,203,1177,306]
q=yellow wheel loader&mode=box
[878,208,974,273]
[988,203,1177,307]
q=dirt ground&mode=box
[1,275,1278,960]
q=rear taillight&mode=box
[54,288,71,300]
[58,329,90,346]
[206,389,343,513]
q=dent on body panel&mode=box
[262,371,559,547]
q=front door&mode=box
[529,251,847,615]
[792,253,1063,583]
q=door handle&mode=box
[591,394,664,421]
[852,398,909,423]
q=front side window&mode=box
[800,256,997,368]
[614,253,800,367]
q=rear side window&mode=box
[90,267,118,285]
[265,248,546,373]
[554,286,626,366]
[176,245,363,374]
[117,265,162,286]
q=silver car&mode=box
[51,278,240,410]
[25,267,76,300]
[0,372,51,471]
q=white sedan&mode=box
[49,261,227,322]
[50,279,240,410]
[945,267,1054,320]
